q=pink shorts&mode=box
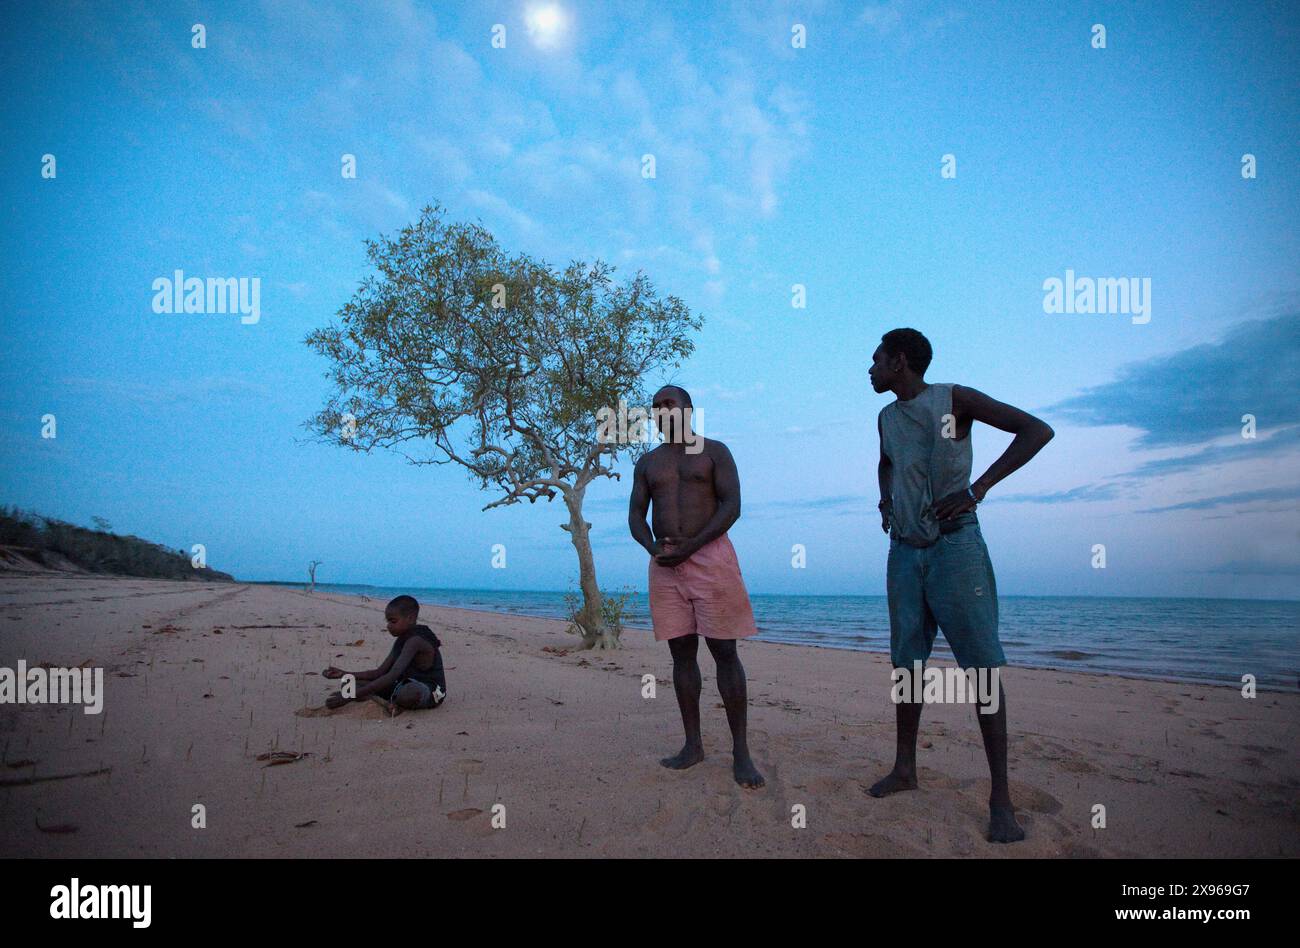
[648,534,758,642]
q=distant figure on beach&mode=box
[867,328,1054,843]
[628,386,764,789]
[323,595,447,711]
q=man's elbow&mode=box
[1038,421,1055,446]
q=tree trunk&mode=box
[563,489,618,649]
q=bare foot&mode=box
[660,744,704,770]
[988,804,1025,843]
[733,754,765,789]
[865,769,918,798]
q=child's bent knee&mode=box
[393,683,425,708]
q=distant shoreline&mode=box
[250,581,1300,692]
[246,580,1300,605]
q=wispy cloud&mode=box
[1124,424,1300,479]
[748,494,868,519]
[858,1,965,37]
[989,315,1300,511]
[859,1,905,33]
[1047,312,1300,449]
[996,483,1123,505]
[1138,485,1300,514]
[464,189,537,236]
[1194,558,1300,577]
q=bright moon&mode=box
[525,4,569,49]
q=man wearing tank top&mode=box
[866,328,1055,843]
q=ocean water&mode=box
[287,584,1300,690]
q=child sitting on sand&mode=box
[323,595,446,711]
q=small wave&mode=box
[1044,649,1098,661]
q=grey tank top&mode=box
[880,383,972,547]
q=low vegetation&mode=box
[0,507,235,582]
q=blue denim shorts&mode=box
[886,516,1004,669]
[382,678,446,709]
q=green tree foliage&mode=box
[306,205,701,648]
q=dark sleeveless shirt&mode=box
[388,625,446,693]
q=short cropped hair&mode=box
[655,384,692,407]
[386,595,419,618]
[880,328,933,376]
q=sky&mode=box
[1,0,1297,600]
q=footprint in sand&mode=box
[1007,780,1063,815]
[806,775,847,795]
[823,831,925,858]
[1043,740,1101,775]
[951,775,1060,821]
[1059,756,1100,775]
[917,766,965,790]
[647,804,677,832]
[1061,839,1105,857]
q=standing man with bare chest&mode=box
[628,386,764,789]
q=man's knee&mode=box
[968,668,1004,716]
[705,637,739,664]
[667,634,699,664]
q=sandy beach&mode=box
[1,572,1296,858]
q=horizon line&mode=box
[245,580,1300,606]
